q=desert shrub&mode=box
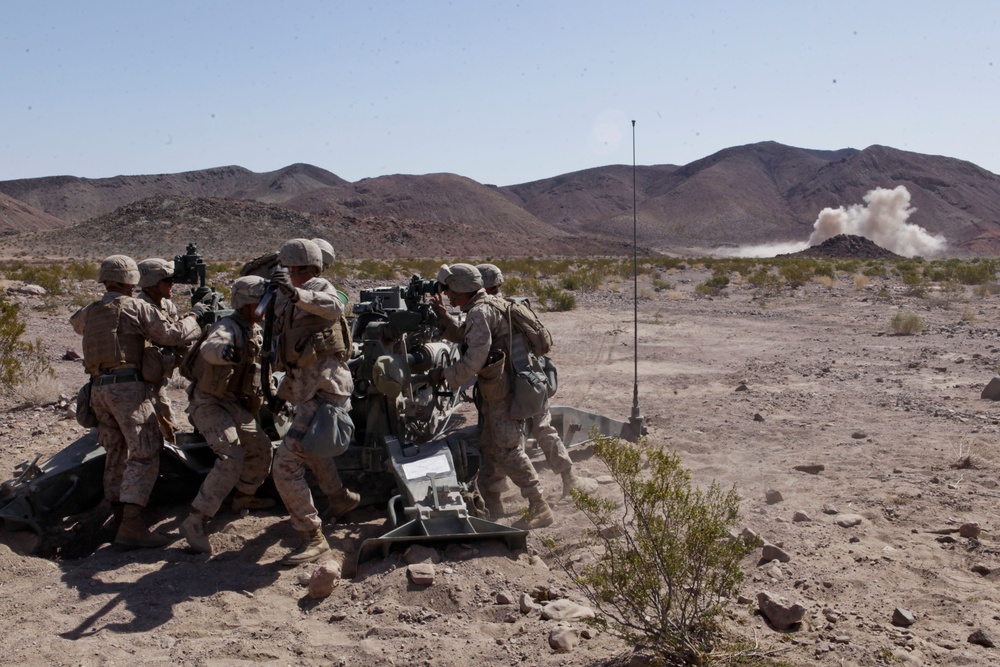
[355,259,397,281]
[562,434,757,665]
[890,312,925,335]
[560,270,602,292]
[695,273,730,298]
[637,283,657,300]
[747,267,782,297]
[813,275,836,289]
[546,290,577,311]
[953,260,999,286]
[834,259,861,274]
[972,282,1000,297]
[653,278,674,291]
[67,260,99,282]
[961,309,978,322]
[863,262,887,278]
[853,274,870,290]
[0,295,54,399]
[813,262,835,279]
[778,261,813,289]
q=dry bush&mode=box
[666,290,687,301]
[853,274,870,290]
[637,283,657,300]
[961,309,978,322]
[813,275,836,289]
[13,374,63,407]
[890,312,925,335]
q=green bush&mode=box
[0,296,54,396]
[953,260,998,286]
[890,312,925,335]
[746,267,783,297]
[562,434,756,665]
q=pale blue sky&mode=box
[3,1,998,185]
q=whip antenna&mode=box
[624,119,645,442]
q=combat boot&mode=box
[180,511,212,554]
[483,492,505,519]
[322,488,360,523]
[111,501,125,530]
[114,503,170,548]
[232,491,277,512]
[516,495,554,529]
[561,470,582,497]
[281,528,331,566]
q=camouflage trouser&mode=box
[273,395,350,533]
[90,381,161,506]
[477,396,542,499]
[189,401,273,518]
[151,380,177,434]
[528,398,572,475]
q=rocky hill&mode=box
[3,142,1000,258]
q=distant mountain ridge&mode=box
[3,142,1000,258]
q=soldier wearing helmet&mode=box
[476,263,591,498]
[70,255,208,548]
[425,263,553,529]
[137,258,183,443]
[179,275,275,555]
[267,238,359,566]
[311,238,336,271]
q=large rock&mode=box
[541,599,596,621]
[307,561,341,599]
[757,590,805,630]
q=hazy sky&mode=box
[3,1,998,186]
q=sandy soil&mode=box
[3,267,1000,666]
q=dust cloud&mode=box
[717,185,947,258]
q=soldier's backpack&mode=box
[495,297,552,357]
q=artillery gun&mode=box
[0,249,632,568]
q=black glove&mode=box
[221,344,241,364]
[190,302,210,324]
[269,271,297,300]
[428,367,444,385]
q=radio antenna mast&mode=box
[624,119,645,442]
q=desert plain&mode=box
[1,262,1000,666]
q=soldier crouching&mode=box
[70,255,207,548]
[179,275,276,555]
[269,238,359,566]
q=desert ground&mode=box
[3,264,1000,666]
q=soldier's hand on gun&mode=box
[221,344,241,364]
[430,292,447,315]
[269,271,297,300]
[190,302,211,325]
[412,368,444,387]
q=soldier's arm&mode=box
[130,299,201,346]
[292,279,344,322]
[442,309,491,387]
[198,320,239,366]
[69,303,91,336]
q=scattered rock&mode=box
[735,383,749,392]
[520,592,540,614]
[851,431,868,439]
[834,513,863,528]
[762,544,791,563]
[892,607,916,627]
[792,511,812,522]
[822,504,839,514]
[407,563,435,586]
[62,349,82,361]
[548,626,581,652]
[981,377,1000,400]
[793,464,824,474]
[757,590,806,630]
[495,590,514,605]
[7,284,46,296]
[959,522,981,539]
[972,563,992,576]
[753,413,765,422]
[307,561,341,599]
[765,489,783,504]
[403,545,441,564]
[541,599,596,621]
[968,627,996,648]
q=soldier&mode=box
[311,238,335,272]
[476,263,586,497]
[426,264,553,528]
[137,258,183,443]
[179,276,276,555]
[70,255,207,547]
[268,238,359,566]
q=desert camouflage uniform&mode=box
[271,277,354,533]
[138,290,181,436]
[71,293,201,506]
[441,290,543,500]
[186,312,273,517]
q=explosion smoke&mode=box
[718,185,947,258]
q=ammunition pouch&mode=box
[540,355,558,398]
[276,316,350,371]
[508,334,548,421]
[141,346,178,384]
[75,381,98,429]
[300,401,355,458]
[476,350,510,402]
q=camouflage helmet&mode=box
[98,255,140,285]
[278,238,323,273]
[137,258,174,289]
[230,275,268,310]
[476,263,504,290]
[436,263,483,294]
[311,238,335,270]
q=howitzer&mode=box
[0,258,632,567]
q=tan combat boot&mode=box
[483,492,505,519]
[180,510,211,554]
[231,491,277,512]
[322,488,361,522]
[516,494,554,529]
[281,528,331,566]
[114,503,170,548]
[561,470,582,497]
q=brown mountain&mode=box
[3,141,1000,258]
[0,163,346,224]
[0,192,65,235]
